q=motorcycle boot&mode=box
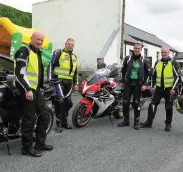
[22,148,42,157]
[133,106,140,130]
[62,112,72,129]
[55,100,64,133]
[118,100,130,127]
[165,108,173,132]
[62,97,72,129]
[56,120,63,133]
[140,103,157,128]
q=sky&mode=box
[1,0,183,51]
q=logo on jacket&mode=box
[62,55,69,61]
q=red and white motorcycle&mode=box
[72,64,124,128]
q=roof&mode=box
[124,23,177,52]
[124,33,137,44]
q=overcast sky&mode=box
[1,0,183,51]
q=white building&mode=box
[124,24,177,67]
[32,0,177,69]
[174,52,183,68]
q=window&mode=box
[145,57,152,67]
[156,51,160,60]
[129,50,133,56]
[144,48,148,58]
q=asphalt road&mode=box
[1,94,183,172]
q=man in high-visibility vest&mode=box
[140,46,180,131]
[14,32,53,157]
[48,38,78,133]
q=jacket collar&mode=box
[63,48,73,54]
[29,44,41,55]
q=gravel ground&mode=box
[1,94,183,172]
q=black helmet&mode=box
[107,63,121,77]
[175,98,183,114]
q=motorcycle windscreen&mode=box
[87,68,110,86]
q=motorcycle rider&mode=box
[47,38,78,133]
[14,32,53,157]
[140,46,180,131]
[118,42,149,130]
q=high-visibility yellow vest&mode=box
[156,60,174,88]
[14,50,39,90]
[53,51,77,80]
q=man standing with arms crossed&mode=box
[140,46,180,131]
[118,43,149,130]
[14,32,53,157]
[48,38,78,133]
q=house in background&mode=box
[174,52,183,68]
[124,24,178,66]
[103,23,178,67]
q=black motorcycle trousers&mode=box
[123,84,141,122]
[55,79,73,126]
[20,89,50,151]
[147,87,173,125]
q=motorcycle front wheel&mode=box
[72,102,92,128]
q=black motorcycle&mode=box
[0,71,59,155]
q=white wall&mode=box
[103,35,120,66]
[32,0,121,69]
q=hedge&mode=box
[0,3,32,28]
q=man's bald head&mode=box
[161,46,170,59]
[31,31,44,49]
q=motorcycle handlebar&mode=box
[44,79,60,85]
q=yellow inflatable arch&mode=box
[0,17,53,67]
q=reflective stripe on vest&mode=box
[156,61,174,88]
[14,50,39,90]
[53,51,77,79]
[26,51,39,89]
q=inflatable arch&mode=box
[0,17,53,68]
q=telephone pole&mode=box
[120,0,126,64]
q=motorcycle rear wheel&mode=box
[72,102,92,128]
[33,111,53,137]
[45,112,54,134]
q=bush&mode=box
[0,3,32,28]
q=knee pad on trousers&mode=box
[165,103,173,111]
[148,102,157,114]
[65,97,73,109]
[39,105,51,123]
[132,100,140,109]
[123,99,130,107]
[57,97,64,104]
